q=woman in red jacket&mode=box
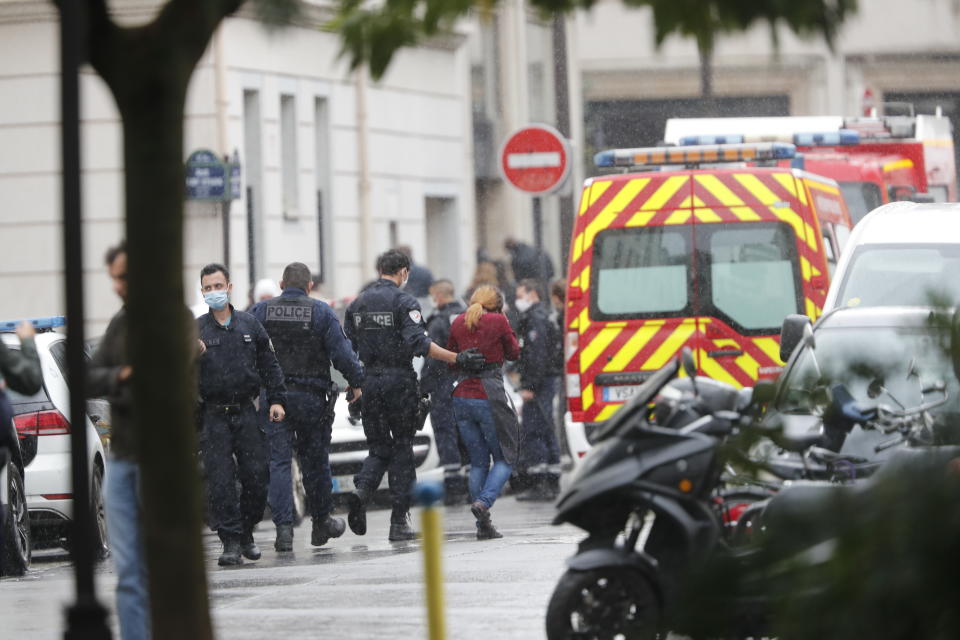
[448,284,522,539]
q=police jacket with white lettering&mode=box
[345,279,433,372]
[198,307,286,406]
[251,288,363,391]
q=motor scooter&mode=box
[546,349,954,639]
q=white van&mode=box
[823,202,960,312]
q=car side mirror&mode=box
[780,314,812,363]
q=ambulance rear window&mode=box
[592,227,690,318]
[705,223,801,333]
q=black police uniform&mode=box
[344,278,433,525]
[198,307,286,547]
[251,289,364,530]
[421,299,467,496]
[516,301,563,498]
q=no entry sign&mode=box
[500,124,571,195]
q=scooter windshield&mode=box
[592,359,681,442]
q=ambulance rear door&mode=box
[570,172,698,423]
[690,170,811,385]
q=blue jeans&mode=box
[104,457,150,640]
[268,391,334,525]
[453,397,512,509]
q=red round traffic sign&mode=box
[499,124,571,195]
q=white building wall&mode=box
[575,0,960,116]
[0,4,476,333]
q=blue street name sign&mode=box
[186,149,228,201]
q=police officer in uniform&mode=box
[421,279,468,504]
[251,262,364,552]
[513,279,564,501]
[345,250,484,541]
[197,263,287,566]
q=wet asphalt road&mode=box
[0,496,581,639]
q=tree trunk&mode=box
[699,42,714,99]
[114,54,214,639]
[122,92,212,640]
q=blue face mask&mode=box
[204,290,230,310]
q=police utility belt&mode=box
[203,394,257,414]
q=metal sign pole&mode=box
[221,199,231,273]
[60,1,111,638]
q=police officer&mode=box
[513,279,564,501]
[197,263,287,566]
[251,262,364,552]
[344,250,484,541]
[420,279,468,505]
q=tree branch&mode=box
[153,0,246,67]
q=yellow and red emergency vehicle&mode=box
[564,142,853,425]
[666,112,957,224]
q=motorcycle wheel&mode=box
[546,567,660,640]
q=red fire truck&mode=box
[666,111,956,224]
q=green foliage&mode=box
[328,0,858,79]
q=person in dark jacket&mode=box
[447,285,521,539]
[197,263,287,566]
[505,237,554,283]
[344,250,483,541]
[250,262,364,552]
[0,319,41,575]
[421,279,468,504]
[514,279,563,501]
[88,242,199,640]
[0,320,42,451]
[0,321,41,396]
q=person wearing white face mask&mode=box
[513,279,564,501]
[196,263,287,566]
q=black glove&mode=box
[455,347,486,372]
[415,394,432,431]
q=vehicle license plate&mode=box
[602,385,642,402]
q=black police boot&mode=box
[311,516,346,547]
[274,524,294,552]
[241,533,262,561]
[347,488,370,536]
[218,540,243,567]
[388,519,417,542]
[477,520,504,540]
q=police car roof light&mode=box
[0,316,66,333]
[594,142,796,168]
[680,130,860,147]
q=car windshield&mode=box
[839,181,883,224]
[777,324,958,416]
[836,244,960,308]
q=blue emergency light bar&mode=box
[0,316,66,333]
[594,142,796,168]
[680,129,860,148]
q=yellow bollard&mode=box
[415,482,446,640]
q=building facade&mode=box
[575,0,960,170]
[0,0,477,332]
